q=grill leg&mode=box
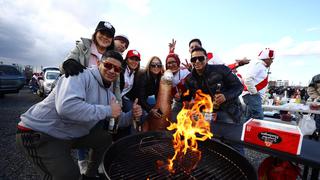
[302,166,309,180]
[311,168,319,180]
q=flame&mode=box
[166,89,213,173]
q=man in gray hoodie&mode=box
[16,50,142,180]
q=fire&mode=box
[166,89,213,173]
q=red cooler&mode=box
[241,118,303,155]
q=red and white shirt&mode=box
[243,60,269,97]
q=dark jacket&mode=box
[136,70,161,112]
[181,64,244,122]
[120,68,140,102]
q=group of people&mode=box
[16,20,281,180]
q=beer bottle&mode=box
[108,101,119,134]
[108,117,115,134]
[212,83,221,111]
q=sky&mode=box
[0,0,319,86]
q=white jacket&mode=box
[243,60,269,97]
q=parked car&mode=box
[38,70,60,97]
[0,65,25,97]
[42,66,60,73]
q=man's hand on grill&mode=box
[62,59,86,78]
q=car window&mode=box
[0,66,21,75]
[46,72,60,80]
[43,67,60,73]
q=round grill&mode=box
[103,131,257,180]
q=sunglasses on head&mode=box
[190,56,206,63]
[103,62,121,73]
[150,64,162,68]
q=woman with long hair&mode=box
[137,56,164,117]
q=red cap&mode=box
[165,53,180,69]
[125,50,141,60]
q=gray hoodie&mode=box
[19,67,133,139]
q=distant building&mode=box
[268,80,276,87]
[273,80,290,87]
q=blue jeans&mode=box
[314,114,320,131]
[243,94,264,120]
[122,97,133,113]
[77,148,88,161]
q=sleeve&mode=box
[244,64,261,94]
[220,66,244,100]
[137,72,153,112]
[64,45,81,62]
[55,73,111,123]
[227,62,238,70]
[59,45,81,74]
[113,77,122,106]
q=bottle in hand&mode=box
[212,83,221,111]
[108,117,118,134]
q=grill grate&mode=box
[105,137,252,180]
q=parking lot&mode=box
[0,87,42,180]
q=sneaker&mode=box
[78,160,88,175]
[98,164,104,174]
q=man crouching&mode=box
[16,50,142,180]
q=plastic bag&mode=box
[298,114,316,135]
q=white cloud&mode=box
[117,0,151,16]
[279,41,320,56]
[306,27,320,32]
[220,36,320,63]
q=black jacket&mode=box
[135,70,161,112]
[181,64,244,122]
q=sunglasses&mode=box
[167,61,177,65]
[190,56,206,63]
[150,64,162,68]
[103,62,121,73]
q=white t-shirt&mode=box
[121,67,135,97]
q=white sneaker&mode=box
[98,163,104,174]
[78,160,88,175]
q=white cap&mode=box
[258,48,275,60]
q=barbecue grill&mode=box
[103,131,257,180]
